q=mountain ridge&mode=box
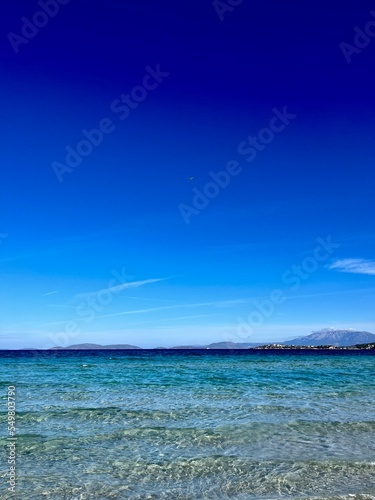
[283,328,375,347]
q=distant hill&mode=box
[50,343,141,350]
[171,342,263,349]
[206,341,263,349]
[284,328,375,347]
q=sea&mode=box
[1,349,375,499]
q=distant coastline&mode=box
[9,328,375,351]
[11,342,375,351]
[253,343,375,350]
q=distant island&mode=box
[50,343,142,350]
[37,329,375,351]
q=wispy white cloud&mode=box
[74,278,166,300]
[43,290,58,297]
[328,258,375,276]
[47,304,76,309]
[288,287,375,299]
[96,298,250,319]
[127,313,221,327]
[119,295,177,303]
[37,298,249,328]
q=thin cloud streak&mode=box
[97,298,251,319]
[288,287,375,300]
[328,258,375,276]
[47,304,76,309]
[119,295,178,303]
[127,313,221,327]
[74,278,167,300]
[37,298,250,328]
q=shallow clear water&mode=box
[1,350,375,499]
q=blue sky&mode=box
[1,0,375,348]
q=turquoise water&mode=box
[1,350,375,499]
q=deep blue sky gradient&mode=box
[1,0,374,347]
